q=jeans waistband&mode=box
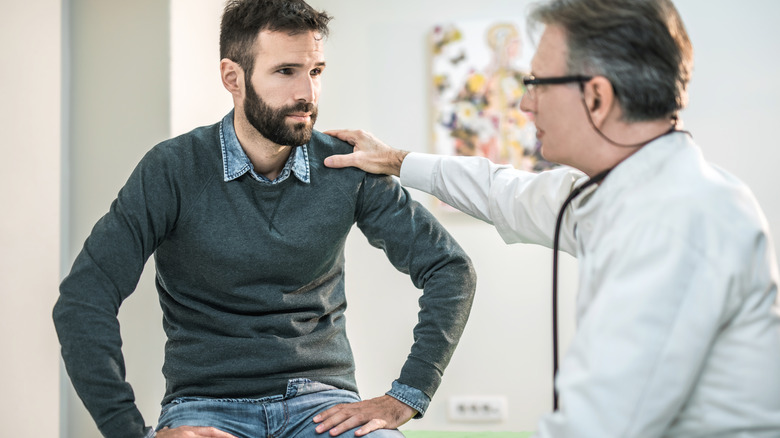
[284,378,339,398]
[167,378,342,406]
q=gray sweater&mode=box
[53,119,476,438]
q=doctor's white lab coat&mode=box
[401,132,780,437]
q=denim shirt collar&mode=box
[220,110,311,184]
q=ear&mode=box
[220,58,244,99]
[582,76,615,128]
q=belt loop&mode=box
[284,378,312,398]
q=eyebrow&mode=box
[271,61,327,70]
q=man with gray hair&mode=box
[325,0,780,436]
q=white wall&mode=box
[55,0,780,435]
[0,0,62,436]
[61,1,170,437]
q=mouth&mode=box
[286,113,312,123]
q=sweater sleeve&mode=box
[53,145,180,438]
[354,173,477,401]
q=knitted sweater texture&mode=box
[54,122,476,438]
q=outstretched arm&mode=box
[323,129,409,176]
[324,129,582,251]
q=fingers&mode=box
[323,129,361,145]
[322,129,404,176]
[313,403,346,435]
[322,129,348,137]
[155,426,239,438]
[313,396,413,437]
[323,153,356,169]
[314,403,365,436]
[207,428,239,438]
[354,418,388,437]
[323,129,383,150]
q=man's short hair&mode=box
[529,0,693,122]
[220,0,332,77]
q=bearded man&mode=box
[53,1,476,437]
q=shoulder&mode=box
[151,122,221,162]
[307,130,359,157]
[306,130,367,181]
[140,122,222,177]
[651,146,760,231]
[610,142,767,265]
[116,122,222,205]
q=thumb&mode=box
[324,153,355,169]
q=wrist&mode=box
[389,149,409,177]
[386,380,429,418]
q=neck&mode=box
[581,118,678,177]
[603,118,677,147]
[233,107,293,181]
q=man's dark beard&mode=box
[243,79,318,147]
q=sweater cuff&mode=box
[386,380,430,419]
[97,406,150,438]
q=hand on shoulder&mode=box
[323,129,408,177]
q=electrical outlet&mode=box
[448,395,508,422]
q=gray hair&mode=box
[529,0,693,122]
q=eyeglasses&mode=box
[521,75,593,99]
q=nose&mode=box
[519,89,535,113]
[295,75,317,103]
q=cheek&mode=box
[259,87,286,105]
[539,97,577,131]
[252,77,288,102]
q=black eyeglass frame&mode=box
[522,74,593,92]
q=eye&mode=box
[310,67,323,77]
[276,68,293,76]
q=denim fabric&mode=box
[220,110,311,184]
[155,379,405,438]
[385,380,429,418]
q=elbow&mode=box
[455,253,478,301]
[465,256,478,296]
[52,293,71,340]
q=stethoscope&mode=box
[551,167,610,410]
[549,90,691,410]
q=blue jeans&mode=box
[155,378,405,438]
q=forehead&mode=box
[254,30,325,65]
[531,24,569,75]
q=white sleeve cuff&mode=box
[400,152,439,193]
